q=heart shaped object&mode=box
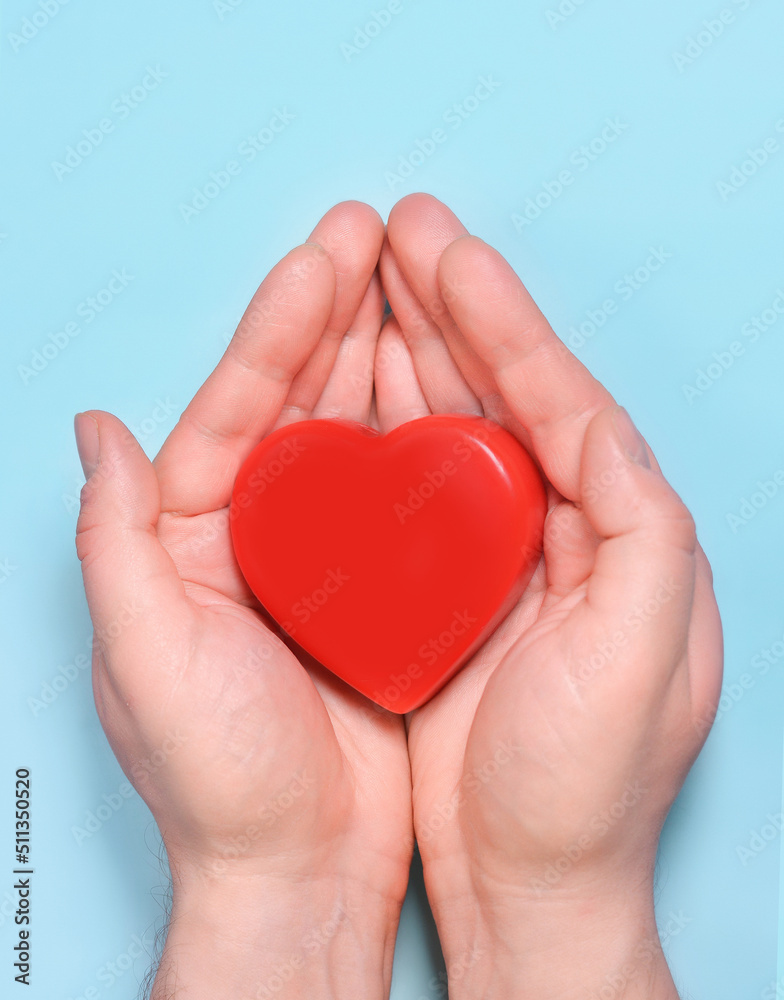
[230,415,546,713]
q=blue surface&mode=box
[1,1,783,996]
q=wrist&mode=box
[423,862,678,1000]
[151,867,402,1000]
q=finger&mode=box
[74,411,192,681]
[386,194,504,419]
[437,235,621,500]
[275,201,385,427]
[311,269,384,423]
[386,193,469,328]
[686,545,724,736]
[154,243,335,515]
[578,406,697,677]
[379,235,481,415]
[373,317,430,433]
[541,495,601,601]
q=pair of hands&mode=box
[75,195,722,1000]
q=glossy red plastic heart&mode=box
[230,415,546,713]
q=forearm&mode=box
[149,873,401,1000]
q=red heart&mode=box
[230,415,546,713]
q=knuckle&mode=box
[74,520,105,567]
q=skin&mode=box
[375,194,723,998]
[74,202,413,1000]
[74,195,723,999]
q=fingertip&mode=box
[388,193,468,249]
[75,411,158,522]
[74,411,100,480]
[581,405,642,491]
[75,410,140,482]
[308,200,385,257]
[387,192,436,228]
[436,234,487,299]
[609,406,651,469]
[278,242,337,312]
[437,234,497,288]
[581,406,696,553]
[335,199,384,230]
[291,239,334,272]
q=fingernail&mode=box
[74,412,100,479]
[611,406,650,468]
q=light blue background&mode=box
[1,0,783,997]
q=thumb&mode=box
[579,406,697,673]
[74,411,189,675]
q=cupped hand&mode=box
[376,194,723,997]
[75,202,411,998]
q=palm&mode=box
[129,523,408,862]
[405,473,616,863]
[407,515,566,839]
